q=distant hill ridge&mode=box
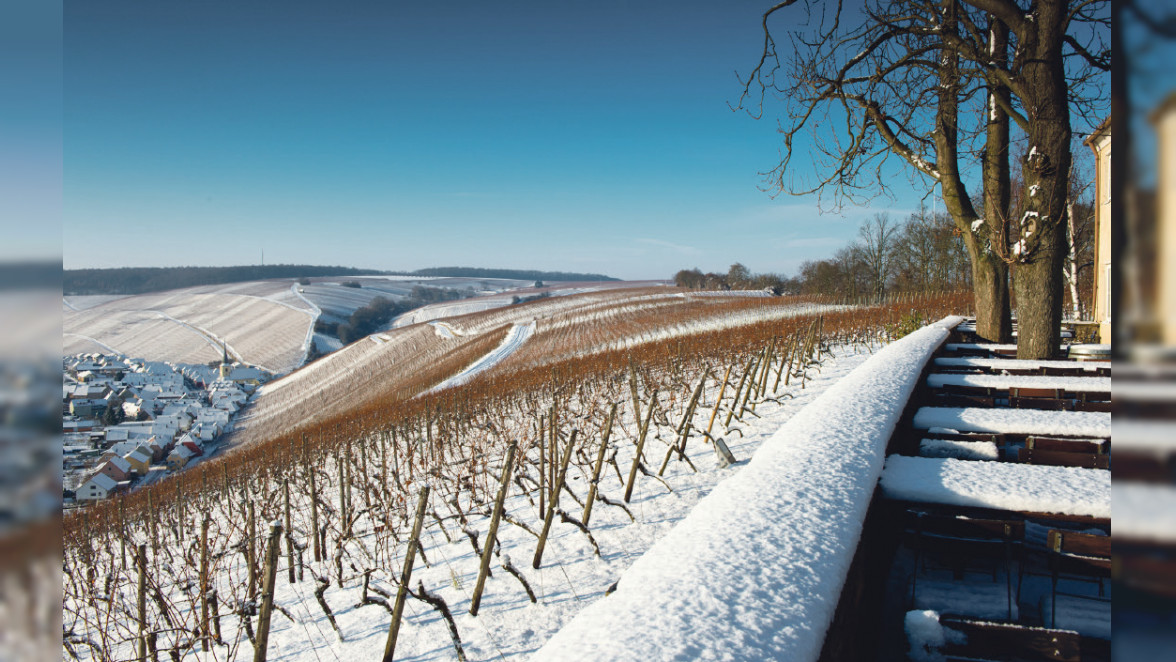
[412,267,618,282]
[64,265,618,295]
[63,265,391,296]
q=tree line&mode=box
[64,265,390,295]
[64,265,620,296]
[674,201,1094,315]
[412,267,618,282]
[316,286,468,345]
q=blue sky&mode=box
[63,1,942,279]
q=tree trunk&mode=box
[1065,200,1083,319]
[975,14,1014,344]
[969,251,1012,342]
[936,0,1012,343]
[1013,0,1070,360]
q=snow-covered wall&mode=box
[532,316,963,662]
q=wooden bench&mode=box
[1025,437,1108,455]
[1017,447,1109,470]
[1116,539,1176,601]
[935,616,1110,661]
[905,510,1024,620]
[1043,530,1111,630]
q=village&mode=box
[61,347,268,505]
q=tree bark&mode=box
[1012,0,1070,359]
[936,0,1012,343]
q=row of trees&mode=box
[673,209,971,301]
[795,210,971,301]
[316,286,470,345]
[672,264,787,293]
[672,197,1094,314]
[738,0,1109,357]
[64,265,389,295]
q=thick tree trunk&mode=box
[937,1,1012,343]
[1013,0,1070,359]
[1014,221,1067,358]
[975,14,1013,344]
[970,252,1012,342]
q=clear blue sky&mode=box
[63,0,934,280]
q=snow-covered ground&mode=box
[532,317,962,661]
[154,336,888,662]
[427,322,534,393]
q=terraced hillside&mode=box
[63,287,969,662]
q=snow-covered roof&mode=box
[84,473,118,492]
[102,456,132,473]
[170,445,196,460]
[533,316,964,662]
[881,455,1110,519]
[126,446,153,462]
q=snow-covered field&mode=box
[64,282,316,373]
[234,287,858,448]
[63,289,984,662]
[123,341,882,662]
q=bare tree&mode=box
[736,0,1109,356]
[857,214,900,302]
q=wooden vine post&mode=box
[582,402,617,526]
[283,477,295,584]
[199,514,211,652]
[470,442,517,616]
[254,521,282,662]
[723,357,756,428]
[136,543,148,662]
[532,429,578,569]
[704,364,733,441]
[383,485,431,662]
[306,438,322,564]
[658,369,708,476]
[624,393,657,503]
[246,499,258,600]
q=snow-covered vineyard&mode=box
[61,294,1119,662]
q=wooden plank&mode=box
[1017,447,1109,470]
[937,616,1084,661]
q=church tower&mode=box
[219,342,232,381]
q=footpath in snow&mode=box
[428,321,535,393]
[533,317,962,662]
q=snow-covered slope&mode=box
[533,317,962,661]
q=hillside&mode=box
[63,289,967,662]
[63,265,392,296]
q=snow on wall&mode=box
[532,316,964,662]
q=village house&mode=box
[122,445,154,474]
[76,473,120,502]
[94,455,132,482]
[167,444,197,470]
